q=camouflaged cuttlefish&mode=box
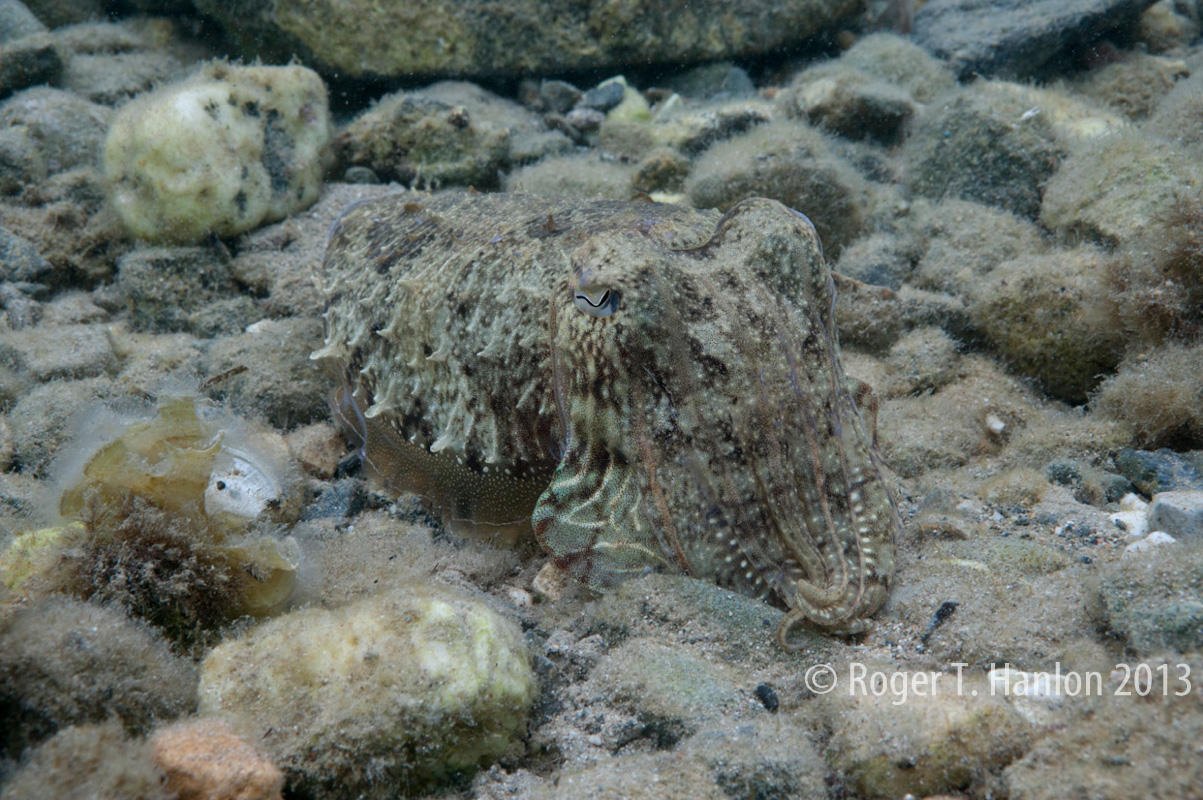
[314,192,901,649]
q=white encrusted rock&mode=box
[104,61,330,243]
[1148,490,1203,540]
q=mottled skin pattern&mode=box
[316,191,900,648]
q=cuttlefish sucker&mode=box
[315,192,900,648]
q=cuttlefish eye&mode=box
[573,284,620,318]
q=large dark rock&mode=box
[913,0,1159,79]
[194,0,863,81]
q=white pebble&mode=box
[1122,531,1177,560]
[1109,509,1148,539]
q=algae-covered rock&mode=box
[839,32,955,103]
[1041,130,1200,246]
[503,151,637,199]
[199,316,328,430]
[1003,656,1203,800]
[1092,342,1203,449]
[912,0,1156,80]
[193,0,861,82]
[103,62,330,244]
[0,597,197,758]
[781,62,917,141]
[198,582,537,797]
[0,323,117,381]
[821,664,1033,799]
[114,246,249,336]
[0,720,173,800]
[1090,543,1203,654]
[908,197,1050,299]
[685,120,868,255]
[585,636,742,747]
[0,87,110,195]
[902,82,1060,219]
[969,246,1124,404]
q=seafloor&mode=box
[1,1,1202,799]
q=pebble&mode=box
[0,322,116,381]
[578,79,626,112]
[1122,531,1177,560]
[1109,492,1150,538]
[151,719,284,800]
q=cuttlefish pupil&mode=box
[573,286,619,318]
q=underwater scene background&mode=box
[0,0,1202,798]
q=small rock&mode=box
[834,232,914,290]
[679,717,828,798]
[0,598,197,758]
[1110,492,1150,538]
[198,582,537,797]
[1093,544,1203,652]
[151,719,283,800]
[115,246,243,335]
[286,421,346,479]
[1113,448,1203,495]
[1122,531,1177,559]
[0,282,40,329]
[661,62,755,102]
[564,106,604,132]
[783,63,916,141]
[913,0,1156,79]
[5,375,114,475]
[298,478,367,521]
[200,316,328,429]
[840,33,955,104]
[685,120,868,257]
[0,323,117,381]
[419,80,571,166]
[987,665,1071,726]
[104,62,330,243]
[0,33,64,99]
[531,560,569,602]
[882,326,962,398]
[342,165,379,184]
[1148,491,1203,539]
[0,720,170,800]
[537,79,581,114]
[903,82,1059,219]
[587,636,742,747]
[579,78,627,112]
[968,246,1123,403]
[1042,129,1202,246]
[0,0,46,43]
[0,227,50,283]
[833,274,904,353]
[0,87,111,195]
[64,50,184,105]
[821,664,1032,799]
[503,150,636,199]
